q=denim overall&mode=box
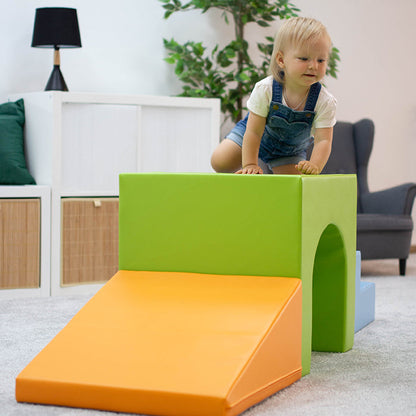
[228,80,321,166]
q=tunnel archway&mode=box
[312,223,348,351]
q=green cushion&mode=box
[0,99,36,185]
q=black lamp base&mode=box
[45,65,68,91]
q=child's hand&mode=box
[296,161,320,175]
[236,164,263,175]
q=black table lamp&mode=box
[31,7,82,91]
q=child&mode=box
[211,16,337,175]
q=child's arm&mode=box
[296,127,333,175]
[236,112,266,174]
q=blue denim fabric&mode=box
[226,81,321,168]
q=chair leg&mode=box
[399,258,407,276]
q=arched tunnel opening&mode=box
[312,224,348,351]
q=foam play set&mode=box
[16,173,359,416]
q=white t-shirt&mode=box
[247,75,337,135]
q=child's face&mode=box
[276,36,330,89]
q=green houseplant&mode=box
[160,0,340,124]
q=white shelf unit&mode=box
[0,185,51,299]
[8,92,221,296]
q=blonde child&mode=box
[211,16,337,175]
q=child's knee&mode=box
[210,141,242,173]
[210,150,229,172]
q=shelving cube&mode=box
[0,186,50,298]
[8,92,220,295]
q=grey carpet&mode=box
[1,255,416,416]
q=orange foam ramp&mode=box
[16,270,302,416]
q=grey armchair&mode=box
[320,119,416,275]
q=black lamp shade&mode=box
[31,7,81,48]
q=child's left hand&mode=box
[295,161,320,175]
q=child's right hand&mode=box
[295,160,320,175]
[236,164,263,175]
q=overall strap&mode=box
[272,80,283,103]
[304,82,322,111]
[273,80,321,111]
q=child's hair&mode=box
[270,17,331,83]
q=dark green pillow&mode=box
[0,99,36,185]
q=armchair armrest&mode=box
[360,183,416,215]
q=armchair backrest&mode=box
[320,119,375,212]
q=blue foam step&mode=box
[355,251,375,332]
